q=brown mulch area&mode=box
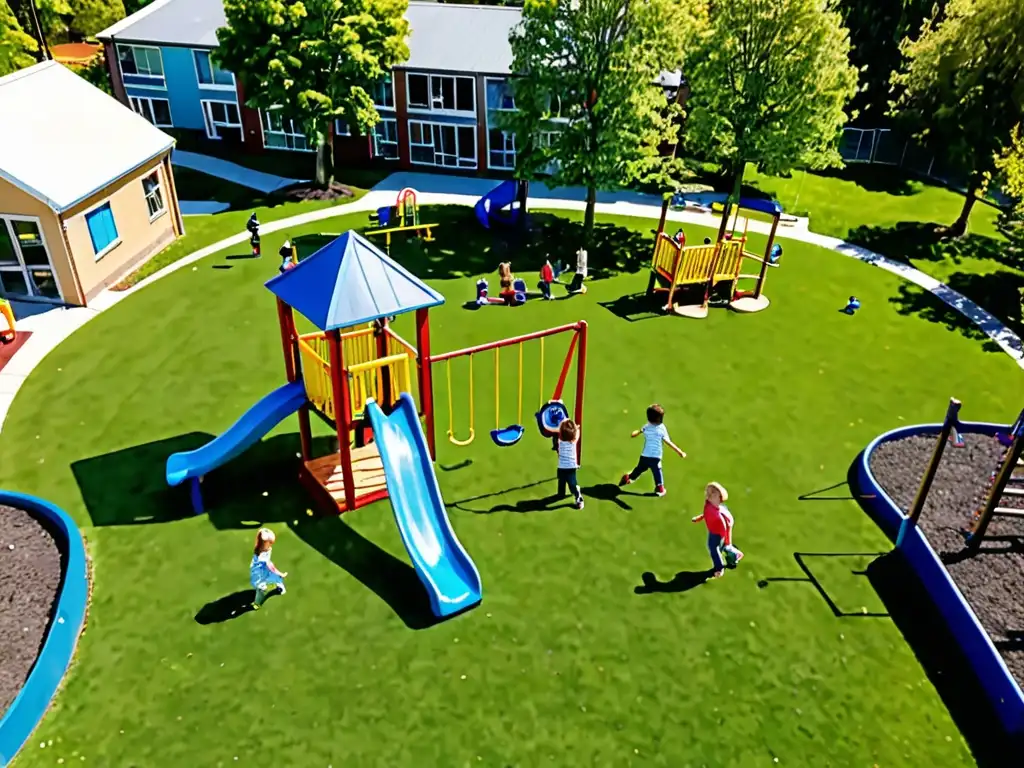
[276,181,354,202]
[0,503,63,713]
[0,331,31,373]
[870,434,1024,687]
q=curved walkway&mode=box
[0,174,1021,433]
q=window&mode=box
[408,121,476,169]
[407,73,475,113]
[193,50,234,88]
[486,79,515,112]
[372,76,394,110]
[85,203,119,258]
[201,100,241,140]
[130,96,172,127]
[488,129,516,170]
[142,171,165,219]
[262,110,311,151]
[0,217,57,300]
[371,118,398,159]
[117,45,163,78]
[335,120,351,137]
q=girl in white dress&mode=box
[251,528,288,609]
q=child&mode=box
[278,240,297,273]
[568,247,588,294]
[250,527,288,609]
[691,482,743,578]
[619,404,686,496]
[498,262,514,293]
[539,259,555,300]
[556,418,584,509]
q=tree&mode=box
[68,0,124,38]
[890,0,1024,236]
[0,0,37,75]
[838,0,940,124]
[218,0,410,188]
[506,0,708,244]
[995,125,1024,220]
[683,0,858,203]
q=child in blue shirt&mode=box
[619,404,686,496]
[251,527,288,609]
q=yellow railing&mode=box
[714,240,744,281]
[652,234,680,276]
[348,353,412,416]
[297,337,335,421]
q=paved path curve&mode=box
[1,177,1020,433]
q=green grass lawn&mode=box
[9,205,1019,766]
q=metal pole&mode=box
[906,398,962,526]
[573,321,587,467]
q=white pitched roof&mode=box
[0,62,175,213]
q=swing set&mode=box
[425,321,588,462]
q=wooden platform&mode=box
[304,444,388,511]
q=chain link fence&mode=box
[839,127,1010,207]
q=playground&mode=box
[0,193,1022,766]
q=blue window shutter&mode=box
[85,204,118,255]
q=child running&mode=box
[691,482,744,578]
[556,418,584,509]
[250,527,288,609]
[619,404,686,496]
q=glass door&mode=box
[0,216,61,302]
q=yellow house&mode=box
[0,61,183,306]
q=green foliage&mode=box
[70,51,111,93]
[684,0,859,193]
[217,0,410,186]
[123,0,154,12]
[995,125,1024,216]
[35,0,72,43]
[890,0,1024,187]
[68,0,124,37]
[0,0,37,75]
[506,0,708,239]
[838,0,940,123]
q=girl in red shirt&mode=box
[539,259,555,300]
[692,481,744,577]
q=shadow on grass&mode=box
[757,552,888,618]
[598,293,663,323]
[290,515,436,630]
[634,569,713,594]
[295,207,653,282]
[888,277,1024,352]
[194,590,258,624]
[848,222,1016,269]
[581,483,635,511]
[448,479,550,513]
[72,433,335,528]
[868,551,1024,765]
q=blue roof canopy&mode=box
[265,230,445,331]
[737,197,783,217]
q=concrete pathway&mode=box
[1,172,1020,433]
[171,149,302,194]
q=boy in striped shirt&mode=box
[619,404,686,496]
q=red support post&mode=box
[415,308,436,460]
[754,215,781,299]
[374,320,392,409]
[327,329,356,512]
[573,321,588,466]
[656,196,670,237]
[277,299,312,461]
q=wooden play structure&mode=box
[365,187,438,253]
[647,196,783,318]
[965,407,1024,549]
[265,231,587,514]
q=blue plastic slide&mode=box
[475,179,521,229]
[165,380,307,487]
[364,393,482,618]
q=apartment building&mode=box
[97,0,529,175]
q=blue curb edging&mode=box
[853,422,1024,737]
[0,491,88,767]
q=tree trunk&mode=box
[943,175,981,238]
[717,161,746,242]
[314,124,335,189]
[583,185,597,247]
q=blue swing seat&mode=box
[491,424,525,447]
[536,400,569,437]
